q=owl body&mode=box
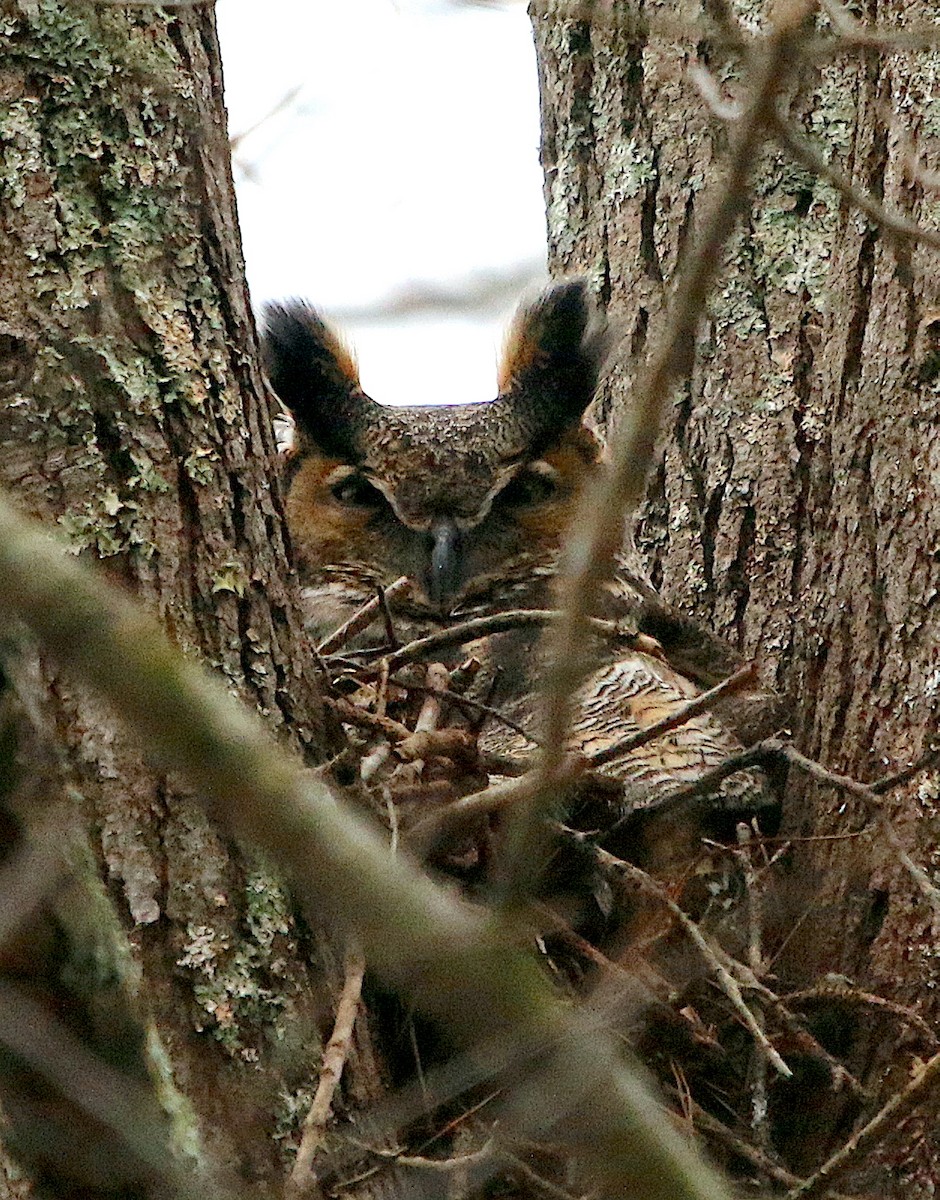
[263,282,770,835]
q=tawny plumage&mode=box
[262,281,771,841]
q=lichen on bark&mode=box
[533,0,940,1191]
[0,1,347,1183]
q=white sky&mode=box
[216,0,547,405]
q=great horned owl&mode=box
[262,282,773,851]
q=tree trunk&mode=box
[0,1,382,1189]
[533,0,940,1192]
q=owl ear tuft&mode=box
[497,279,609,445]
[262,301,371,460]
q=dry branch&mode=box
[587,662,759,770]
[289,945,366,1199]
[770,112,940,254]
[780,745,940,920]
[785,1049,940,1200]
[316,577,411,654]
[588,840,793,1079]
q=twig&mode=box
[325,698,412,743]
[356,1138,495,1173]
[770,112,940,253]
[400,663,452,780]
[230,84,303,152]
[742,979,870,1102]
[734,826,770,1145]
[374,656,390,720]
[585,839,793,1079]
[691,1103,862,1200]
[587,662,758,769]
[532,901,654,986]
[781,746,940,921]
[500,1150,589,1200]
[289,945,366,1198]
[868,745,940,795]
[783,985,939,1049]
[376,584,400,651]
[316,577,410,655]
[604,741,773,841]
[414,664,449,734]
[384,788,400,857]
[408,773,553,859]
[382,610,621,672]
[815,0,940,53]
[394,676,539,745]
[785,1049,940,1200]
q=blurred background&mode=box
[217,0,547,406]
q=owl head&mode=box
[262,281,608,615]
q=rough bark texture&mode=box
[0,2,380,1188]
[533,0,939,1192]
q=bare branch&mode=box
[785,1049,940,1200]
[771,112,940,254]
[586,840,793,1080]
[378,610,621,673]
[316,577,411,655]
[504,0,818,905]
[780,745,940,921]
[587,662,759,770]
[289,946,366,1199]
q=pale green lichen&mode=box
[604,137,655,204]
[178,868,302,1057]
[183,447,220,487]
[212,562,249,597]
[1,0,238,560]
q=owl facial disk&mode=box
[265,281,609,617]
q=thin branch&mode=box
[586,840,793,1079]
[504,0,817,905]
[356,1139,496,1173]
[380,610,620,673]
[230,85,303,152]
[325,697,412,743]
[815,0,940,53]
[289,945,366,1198]
[691,1104,863,1200]
[734,827,771,1146]
[869,745,940,795]
[782,984,939,1049]
[316,577,411,655]
[785,1049,940,1200]
[587,662,758,769]
[781,746,940,921]
[393,675,539,745]
[408,773,553,859]
[604,741,773,841]
[541,1,814,773]
[375,584,400,651]
[771,112,940,253]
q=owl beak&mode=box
[427,518,462,610]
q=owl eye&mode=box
[330,472,385,508]
[498,466,559,509]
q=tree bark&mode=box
[533,0,940,1192]
[0,1,381,1188]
